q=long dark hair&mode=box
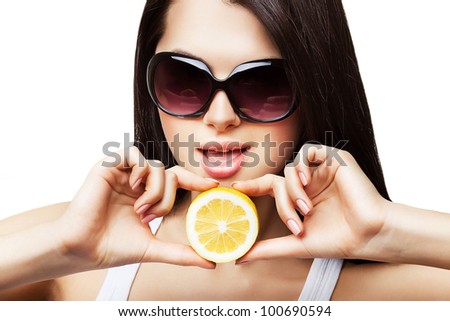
[133,0,390,203]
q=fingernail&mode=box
[136,204,151,215]
[148,159,164,167]
[204,177,220,184]
[299,172,308,186]
[131,178,143,191]
[141,214,158,224]
[287,219,302,236]
[231,181,241,188]
[296,199,310,215]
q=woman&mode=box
[1,0,449,300]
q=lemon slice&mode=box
[186,187,259,263]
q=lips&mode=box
[198,142,250,179]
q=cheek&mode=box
[159,112,199,165]
[280,111,301,156]
[159,111,177,139]
[271,117,300,153]
[244,128,297,176]
[266,122,300,170]
[159,112,182,161]
[158,111,191,146]
[270,133,297,169]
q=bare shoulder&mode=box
[0,202,69,236]
[332,261,450,300]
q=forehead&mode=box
[156,0,281,74]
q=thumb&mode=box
[236,235,313,264]
[145,239,216,269]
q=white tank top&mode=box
[96,217,344,301]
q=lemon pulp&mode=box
[186,187,259,263]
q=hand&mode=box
[233,144,390,263]
[55,146,217,270]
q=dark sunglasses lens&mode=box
[230,65,293,121]
[153,57,211,115]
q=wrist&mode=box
[357,200,424,264]
[358,201,450,269]
[53,215,101,272]
[353,197,396,262]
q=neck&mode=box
[252,195,291,240]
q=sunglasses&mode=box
[146,52,296,123]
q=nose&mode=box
[202,90,241,132]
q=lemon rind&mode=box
[186,187,259,263]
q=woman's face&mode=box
[156,0,300,185]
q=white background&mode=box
[0,0,449,219]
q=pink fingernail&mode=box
[296,199,310,215]
[141,214,157,224]
[287,219,302,236]
[231,181,241,188]
[131,178,143,191]
[299,172,308,186]
[136,204,151,215]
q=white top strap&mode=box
[96,263,140,301]
[298,258,344,301]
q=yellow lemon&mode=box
[186,187,259,263]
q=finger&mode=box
[233,174,304,236]
[167,166,220,191]
[284,165,313,216]
[125,147,154,190]
[134,161,166,213]
[236,235,313,263]
[294,144,341,200]
[130,159,165,192]
[292,143,327,185]
[145,239,216,269]
[139,170,179,220]
[231,174,277,197]
[140,167,220,222]
[97,146,150,192]
[271,176,304,236]
[107,146,150,189]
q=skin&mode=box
[1,0,450,300]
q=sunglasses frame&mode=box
[146,52,297,123]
